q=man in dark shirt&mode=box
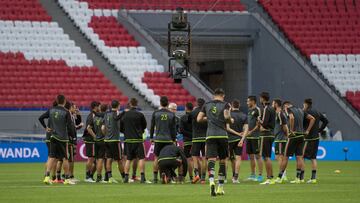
[41,95,76,185]
[258,92,276,185]
[245,96,264,182]
[190,98,207,184]
[272,99,289,183]
[179,102,194,182]
[282,101,315,184]
[87,104,107,183]
[150,96,176,183]
[83,101,100,182]
[227,99,248,184]
[103,100,125,183]
[120,98,149,184]
[158,145,188,184]
[197,88,231,196]
[303,98,328,183]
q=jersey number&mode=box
[211,106,217,114]
[160,114,168,121]
[54,112,59,119]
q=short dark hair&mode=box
[283,100,291,106]
[111,100,120,109]
[160,96,169,107]
[260,92,270,101]
[130,98,138,107]
[185,102,194,111]
[214,88,225,96]
[90,101,100,110]
[197,98,205,107]
[232,99,240,109]
[247,95,257,102]
[56,94,66,105]
[304,98,312,106]
[273,98,282,107]
[100,104,108,112]
[52,100,57,107]
[64,101,72,110]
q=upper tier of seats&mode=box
[0,52,127,108]
[260,0,360,57]
[78,0,246,12]
[259,0,360,113]
[0,0,51,21]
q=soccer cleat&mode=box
[192,175,200,184]
[300,179,305,183]
[140,180,152,184]
[290,178,301,184]
[200,180,206,184]
[232,178,240,184]
[307,179,317,184]
[108,177,118,184]
[53,179,64,184]
[161,172,168,184]
[84,178,96,183]
[274,177,284,184]
[216,186,225,195]
[260,179,275,185]
[282,175,288,182]
[256,175,264,182]
[210,182,216,197]
[63,179,76,185]
[129,178,135,183]
[43,176,52,185]
[247,174,256,181]
[70,178,80,183]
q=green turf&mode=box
[0,161,359,203]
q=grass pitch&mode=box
[0,161,359,203]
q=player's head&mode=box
[213,88,225,101]
[52,100,58,107]
[129,98,138,108]
[185,102,193,112]
[111,100,120,110]
[282,100,292,110]
[247,95,257,108]
[232,99,240,110]
[168,103,177,112]
[259,92,270,104]
[303,98,312,110]
[160,96,169,108]
[100,104,108,113]
[64,101,71,110]
[196,98,205,108]
[56,94,66,106]
[90,101,100,112]
[272,98,282,109]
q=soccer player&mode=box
[42,95,76,185]
[103,100,125,183]
[179,102,194,182]
[68,103,83,182]
[227,99,248,184]
[246,96,264,182]
[87,104,107,183]
[150,96,177,183]
[158,144,188,184]
[190,98,207,184]
[83,101,100,182]
[258,92,276,185]
[39,100,58,182]
[281,101,315,184]
[120,98,150,184]
[197,88,231,196]
[272,99,289,183]
[303,98,328,183]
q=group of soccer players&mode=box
[39,88,328,196]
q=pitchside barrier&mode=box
[1,140,360,163]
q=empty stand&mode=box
[78,0,246,12]
[0,0,51,21]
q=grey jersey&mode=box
[286,106,306,134]
[48,106,73,142]
[274,111,287,141]
[92,114,105,141]
[229,110,247,142]
[150,108,176,142]
[190,107,207,142]
[201,100,230,139]
[104,110,121,142]
[247,106,261,139]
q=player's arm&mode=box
[75,114,83,129]
[223,103,232,123]
[304,113,315,135]
[288,112,295,133]
[141,114,147,132]
[86,117,96,139]
[170,114,177,142]
[318,112,329,132]
[226,123,242,136]
[259,107,269,129]
[38,110,51,132]
[66,111,76,139]
[150,112,155,141]
[279,112,289,137]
